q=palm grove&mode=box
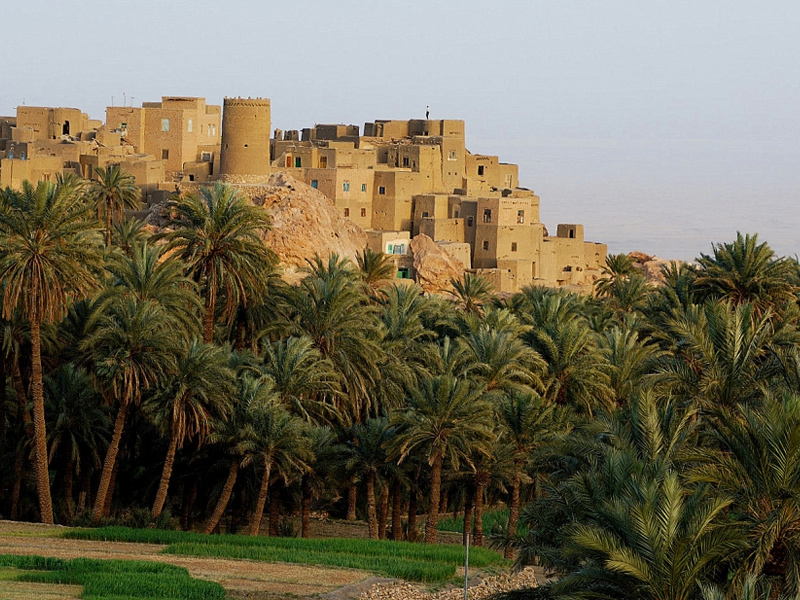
[2,171,800,600]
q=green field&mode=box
[437,508,527,538]
[65,526,506,582]
[0,554,225,600]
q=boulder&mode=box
[409,234,464,294]
[237,173,368,284]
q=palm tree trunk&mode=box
[77,468,91,514]
[407,484,418,542]
[151,425,180,520]
[202,457,239,534]
[180,480,198,530]
[366,471,377,539]
[301,475,312,538]
[63,455,75,522]
[474,473,487,547]
[463,486,474,546]
[346,479,357,521]
[0,351,7,446]
[504,473,521,559]
[93,402,129,523]
[249,460,272,536]
[29,318,54,524]
[10,445,24,519]
[424,452,443,544]
[378,486,389,540]
[391,478,402,541]
[268,485,280,536]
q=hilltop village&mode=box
[0,96,606,292]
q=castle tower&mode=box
[218,97,271,182]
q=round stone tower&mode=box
[218,97,271,182]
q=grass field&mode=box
[0,554,225,600]
[65,526,506,582]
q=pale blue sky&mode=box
[3,1,799,260]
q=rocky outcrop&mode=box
[629,251,680,285]
[410,234,464,294]
[236,173,368,284]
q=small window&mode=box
[477,165,485,176]
[188,174,195,182]
[120,122,127,130]
[361,183,367,192]
[569,230,575,239]
[483,209,492,223]
[360,208,366,218]
[343,181,350,192]
[448,150,457,161]
[344,208,350,217]
[397,267,410,279]
[187,119,193,133]
[482,240,489,251]
[454,211,460,218]
[402,157,409,167]
[201,151,212,162]
[379,186,386,195]
[320,156,328,168]
[564,266,572,272]
[295,157,302,168]
[517,210,525,224]
[286,156,292,168]
[467,216,474,227]
[511,242,518,252]
[161,118,170,132]
[393,244,405,255]
[422,211,429,218]
[162,149,169,160]
[311,180,318,189]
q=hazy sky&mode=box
[3,1,799,260]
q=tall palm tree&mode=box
[201,372,275,534]
[695,232,798,315]
[83,298,178,522]
[389,375,495,543]
[44,363,110,521]
[594,253,637,297]
[282,254,383,422]
[241,399,312,536]
[343,417,393,539]
[692,394,800,597]
[449,273,495,315]
[497,391,554,558]
[0,180,104,524]
[147,340,236,520]
[90,165,141,248]
[96,240,203,337]
[160,182,274,343]
[356,248,397,295]
[259,336,341,424]
[111,217,150,257]
[554,472,742,600]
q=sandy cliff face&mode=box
[629,251,681,284]
[223,173,369,284]
[409,234,464,294]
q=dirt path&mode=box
[0,520,370,598]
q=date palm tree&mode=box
[147,340,236,520]
[449,273,495,315]
[83,298,178,522]
[390,375,495,543]
[692,394,800,598]
[96,240,203,337]
[0,180,103,524]
[695,232,798,315]
[90,165,141,248]
[497,391,554,558]
[160,182,274,343]
[241,399,312,535]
